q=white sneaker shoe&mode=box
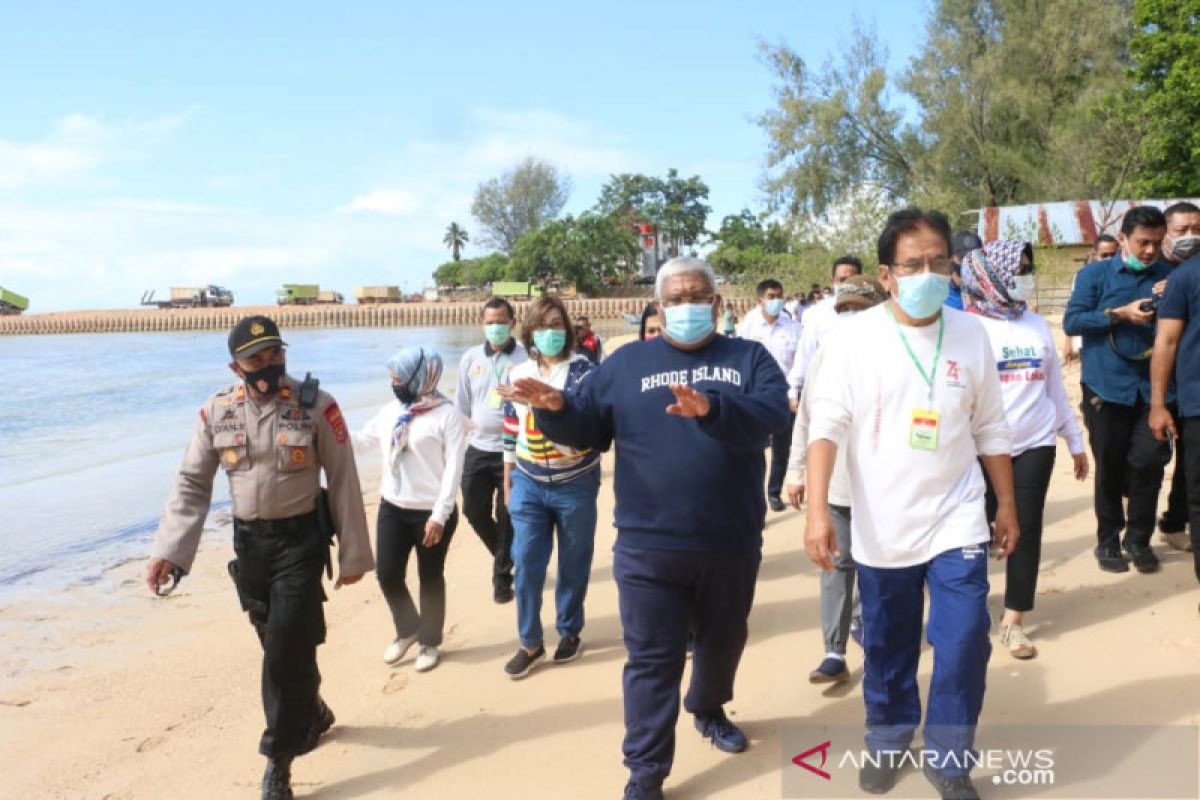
[384,634,418,665]
[414,645,440,673]
[999,623,1036,660]
[1161,531,1193,552]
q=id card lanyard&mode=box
[488,352,510,410]
[887,305,944,451]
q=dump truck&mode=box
[140,285,234,309]
[0,286,29,315]
[353,285,402,304]
[277,284,319,305]
[490,281,543,298]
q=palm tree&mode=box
[444,222,469,261]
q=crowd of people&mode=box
[144,201,1200,800]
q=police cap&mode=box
[228,315,286,358]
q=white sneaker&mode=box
[999,623,1036,660]
[414,645,440,673]
[383,634,418,665]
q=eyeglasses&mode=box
[890,257,953,276]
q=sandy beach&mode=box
[3,346,1200,799]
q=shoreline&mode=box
[0,296,756,337]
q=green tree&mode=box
[432,260,462,288]
[471,157,572,254]
[1128,0,1200,195]
[508,212,639,293]
[757,24,921,218]
[594,169,711,256]
[443,221,469,261]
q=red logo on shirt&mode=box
[945,360,960,381]
[324,403,348,445]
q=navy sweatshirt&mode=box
[534,334,790,552]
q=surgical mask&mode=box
[484,323,511,346]
[893,273,951,319]
[532,328,566,357]
[1124,252,1152,272]
[1009,275,1036,303]
[243,362,285,395]
[663,303,716,344]
[1169,235,1200,262]
[392,383,418,405]
[763,298,785,317]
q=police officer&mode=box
[145,316,373,800]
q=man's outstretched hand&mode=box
[499,379,565,411]
[665,384,711,418]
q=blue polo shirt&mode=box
[1063,254,1172,406]
[1157,254,1200,416]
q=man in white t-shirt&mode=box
[805,208,1018,800]
[738,278,802,509]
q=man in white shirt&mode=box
[738,278,802,510]
[787,256,864,404]
[805,208,1018,800]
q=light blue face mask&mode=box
[532,328,566,356]
[763,298,786,317]
[893,273,951,319]
[484,323,511,346]
[663,302,716,344]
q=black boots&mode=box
[261,756,293,800]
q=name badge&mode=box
[488,388,503,410]
[909,408,940,451]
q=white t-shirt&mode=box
[788,344,852,506]
[354,400,469,525]
[787,296,839,398]
[737,305,802,375]
[975,312,1086,457]
[807,304,1012,568]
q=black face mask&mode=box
[392,384,418,404]
[243,362,285,395]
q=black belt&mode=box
[235,508,318,536]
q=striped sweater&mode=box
[503,355,600,483]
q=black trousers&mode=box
[232,516,327,759]
[984,446,1056,612]
[461,445,514,589]
[376,500,458,646]
[767,412,796,498]
[1181,418,1200,581]
[1080,385,1165,551]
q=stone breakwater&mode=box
[0,298,756,336]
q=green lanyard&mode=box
[887,305,944,403]
[491,352,510,385]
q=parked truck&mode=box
[277,284,342,305]
[0,286,29,315]
[490,281,543,299]
[140,285,234,309]
[353,285,402,304]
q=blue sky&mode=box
[0,1,925,311]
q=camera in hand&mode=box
[1140,297,1160,314]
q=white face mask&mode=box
[1009,274,1036,302]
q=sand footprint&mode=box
[383,672,408,695]
[137,735,166,753]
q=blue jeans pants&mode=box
[614,543,760,787]
[857,545,992,777]
[508,468,600,649]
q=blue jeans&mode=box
[508,467,600,649]
[857,545,992,777]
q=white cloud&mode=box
[341,189,424,216]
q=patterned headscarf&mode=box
[961,240,1030,320]
[386,347,447,472]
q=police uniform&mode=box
[150,317,373,786]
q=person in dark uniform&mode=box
[145,315,374,800]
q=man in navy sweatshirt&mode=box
[502,256,790,800]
